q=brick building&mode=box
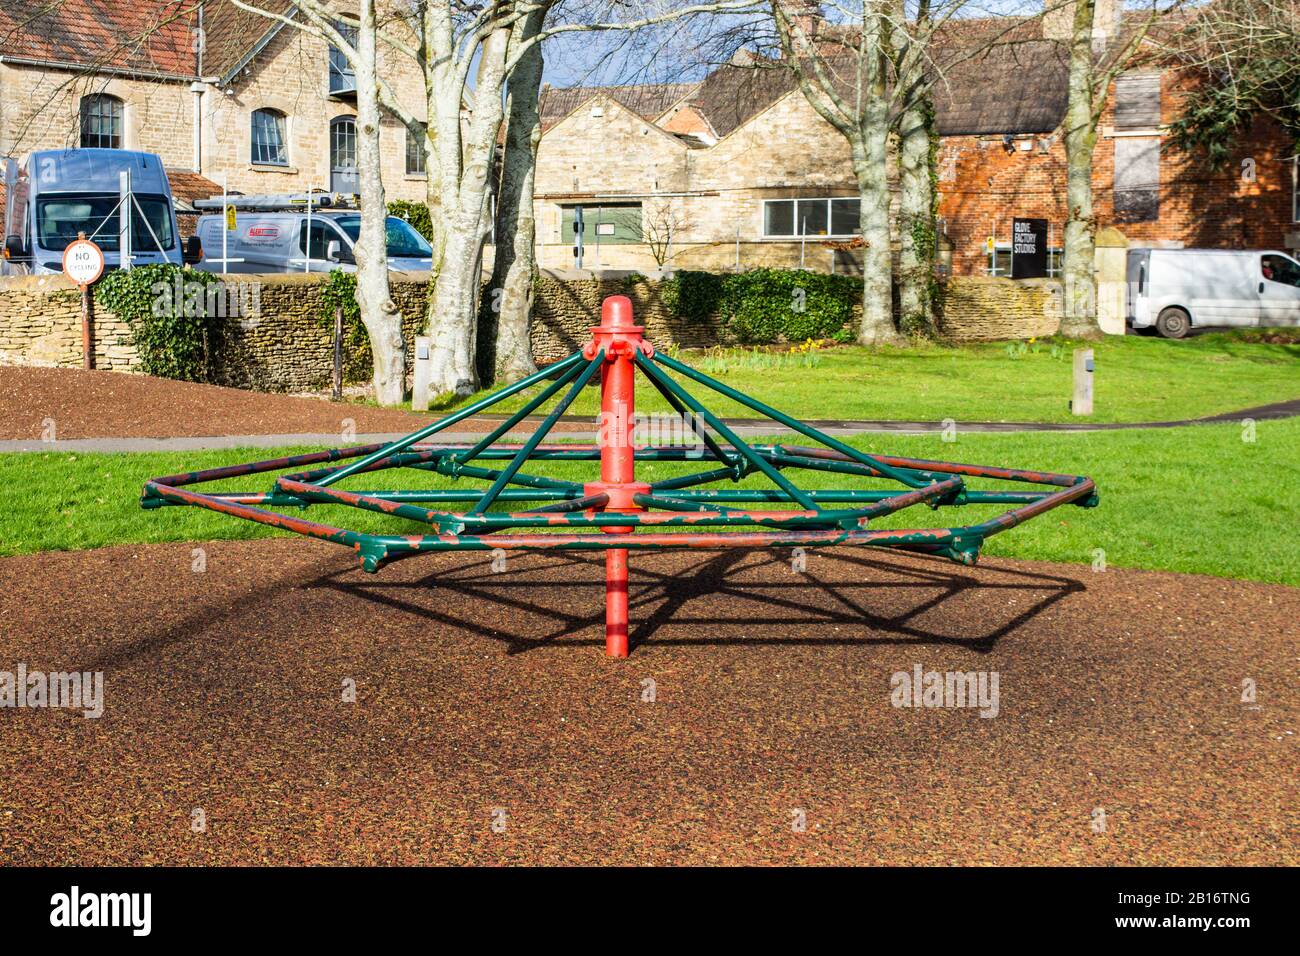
[534,3,1300,274]
[0,0,427,220]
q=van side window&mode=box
[1261,254,1300,288]
[299,220,335,260]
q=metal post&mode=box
[222,175,229,276]
[304,192,313,273]
[586,295,649,658]
[118,170,132,270]
[332,306,343,401]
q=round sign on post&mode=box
[63,233,104,372]
[63,236,105,288]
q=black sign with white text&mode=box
[1011,217,1049,279]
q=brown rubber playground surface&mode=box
[0,366,590,439]
[0,539,1295,866]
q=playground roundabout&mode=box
[1,297,1294,865]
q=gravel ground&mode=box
[0,366,586,439]
[0,539,1294,865]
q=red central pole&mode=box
[584,295,651,658]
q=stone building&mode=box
[534,3,1300,275]
[0,0,427,220]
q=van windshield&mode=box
[36,193,175,252]
[332,214,432,259]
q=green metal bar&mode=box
[650,465,749,491]
[470,350,605,514]
[636,493,876,526]
[764,449,935,484]
[316,351,586,488]
[650,350,927,488]
[638,357,738,468]
[635,353,818,510]
[429,459,584,492]
[452,358,588,466]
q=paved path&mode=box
[4,398,1296,453]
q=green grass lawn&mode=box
[444,333,1300,425]
[3,416,1296,585]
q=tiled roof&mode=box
[199,0,294,80]
[0,0,200,78]
[539,83,699,130]
[165,167,222,211]
[0,1,297,81]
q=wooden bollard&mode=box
[1071,348,1094,416]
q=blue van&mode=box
[2,149,200,276]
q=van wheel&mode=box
[1156,307,1190,339]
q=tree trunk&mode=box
[481,8,545,388]
[896,96,937,337]
[352,0,405,405]
[1060,0,1104,340]
[423,24,511,401]
[853,8,903,347]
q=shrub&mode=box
[318,268,372,383]
[95,263,224,381]
[663,267,858,344]
[387,200,433,243]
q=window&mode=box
[332,214,433,259]
[80,94,124,149]
[35,192,173,252]
[1114,136,1160,222]
[329,22,358,96]
[1261,253,1300,289]
[406,124,426,176]
[562,204,642,244]
[251,109,288,165]
[1293,157,1299,223]
[330,116,358,193]
[988,243,1063,277]
[299,219,350,262]
[1115,72,1162,129]
[762,198,860,238]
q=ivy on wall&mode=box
[317,268,373,383]
[661,268,859,344]
[94,264,223,381]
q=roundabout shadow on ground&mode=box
[312,548,1085,656]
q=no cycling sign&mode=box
[62,235,105,288]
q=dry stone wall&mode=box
[0,270,1066,390]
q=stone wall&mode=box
[0,274,137,371]
[0,270,1067,391]
[530,270,727,363]
[937,277,1062,341]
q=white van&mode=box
[193,196,433,273]
[1127,248,1300,338]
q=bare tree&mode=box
[479,5,548,387]
[641,198,695,268]
[1164,0,1300,165]
[352,0,405,405]
[1057,0,1178,339]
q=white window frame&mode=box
[988,242,1064,277]
[761,197,860,239]
[1292,156,1299,223]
